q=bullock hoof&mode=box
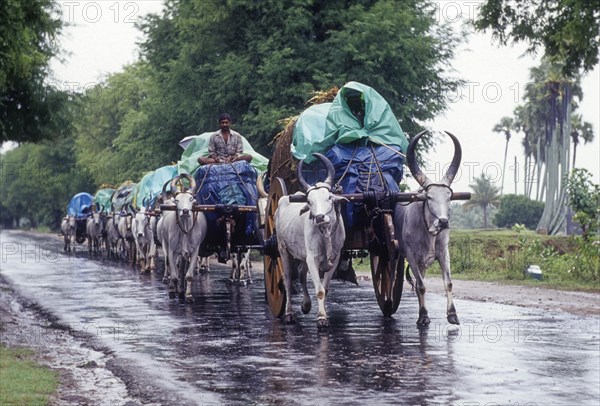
[284,314,296,325]
[317,317,329,328]
[168,291,176,299]
[186,295,194,304]
[447,313,460,325]
[162,277,169,284]
[417,315,430,327]
[301,300,312,314]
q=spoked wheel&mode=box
[263,177,287,317]
[371,213,404,317]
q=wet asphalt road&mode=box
[1,230,599,406]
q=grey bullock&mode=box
[132,207,157,273]
[275,153,347,327]
[61,215,76,252]
[160,174,207,303]
[86,212,103,256]
[394,131,462,327]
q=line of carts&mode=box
[61,82,470,320]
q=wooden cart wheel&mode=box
[371,213,404,317]
[263,177,287,317]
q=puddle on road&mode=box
[2,230,599,405]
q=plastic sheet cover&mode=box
[93,189,115,214]
[133,165,178,209]
[67,192,94,219]
[292,81,408,163]
[112,182,137,213]
[178,132,269,175]
[194,161,259,236]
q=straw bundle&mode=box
[268,87,339,193]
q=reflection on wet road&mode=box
[1,231,599,405]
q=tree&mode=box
[493,194,545,229]
[0,138,95,230]
[492,116,514,195]
[137,0,464,157]
[0,0,70,144]
[521,59,583,234]
[474,0,600,76]
[570,114,595,169]
[565,168,600,238]
[74,63,157,185]
[463,173,501,229]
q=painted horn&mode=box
[441,131,462,186]
[406,130,431,187]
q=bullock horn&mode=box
[406,130,431,187]
[296,160,311,192]
[313,153,335,187]
[256,172,268,198]
[182,173,197,193]
[441,131,462,186]
[297,153,336,191]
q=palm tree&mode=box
[463,173,501,229]
[492,116,514,195]
[570,113,595,169]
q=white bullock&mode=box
[86,212,103,256]
[160,175,207,303]
[275,153,347,327]
[61,215,76,252]
[132,207,157,273]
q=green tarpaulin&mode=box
[292,81,408,163]
[93,188,115,214]
[177,132,269,175]
[133,165,178,209]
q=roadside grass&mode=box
[0,344,58,405]
[354,228,599,292]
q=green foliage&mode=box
[450,202,498,229]
[137,0,464,156]
[0,0,70,143]
[0,344,58,405]
[74,63,160,185]
[463,172,501,228]
[565,168,600,236]
[433,230,598,285]
[493,194,545,229]
[0,137,95,230]
[474,0,600,76]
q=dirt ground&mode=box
[1,269,598,405]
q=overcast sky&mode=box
[49,0,599,194]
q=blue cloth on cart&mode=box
[194,161,258,235]
[327,144,404,227]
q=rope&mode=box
[367,136,406,158]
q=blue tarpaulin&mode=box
[194,161,259,236]
[67,192,94,219]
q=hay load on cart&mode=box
[112,181,137,213]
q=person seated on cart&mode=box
[198,113,253,165]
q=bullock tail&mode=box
[405,263,415,292]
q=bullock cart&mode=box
[262,82,470,319]
[66,192,94,244]
[158,133,270,286]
